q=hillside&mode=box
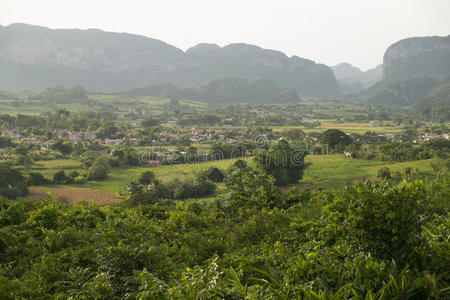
[29,86,88,102]
[414,77,450,107]
[412,77,450,121]
[367,77,438,106]
[0,23,338,96]
[127,77,301,104]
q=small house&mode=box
[206,167,225,182]
[147,160,161,166]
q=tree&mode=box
[113,147,141,166]
[51,139,73,155]
[53,170,67,183]
[210,142,233,159]
[96,122,118,139]
[225,163,281,208]
[377,167,391,179]
[0,164,29,199]
[320,129,352,151]
[142,117,160,128]
[0,136,13,148]
[227,159,250,174]
[74,175,86,184]
[401,128,418,143]
[286,128,306,140]
[29,172,47,185]
[255,140,309,186]
[138,171,155,185]
[87,157,111,180]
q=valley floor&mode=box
[28,154,442,205]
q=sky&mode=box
[1,0,449,70]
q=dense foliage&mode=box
[353,143,436,162]
[0,172,448,298]
[128,173,216,205]
[0,164,28,199]
[320,129,353,151]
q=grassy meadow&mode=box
[0,94,208,115]
[267,121,404,135]
[27,154,443,205]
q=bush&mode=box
[171,176,216,200]
[0,176,448,298]
[377,167,391,179]
[326,180,429,264]
[69,171,80,178]
[87,165,108,180]
[0,164,28,199]
[404,167,413,175]
[28,172,48,185]
[87,157,111,180]
[128,174,216,204]
[138,171,155,185]
[255,140,309,186]
[53,170,67,183]
[74,175,86,184]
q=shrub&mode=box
[326,180,429,264]
[74,175,86,184]
[377,167,391,179]
[69,171,80,178]
[138,171,155,185]
[404,167,413,175]
[170,176,216,200]
[53,170,67,183]
[254,140,309,186]
[28,172,48,185]
[0,164,29,199]
[87,157,111,181]
[87,165,108,180]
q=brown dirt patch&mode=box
[51,188,122,205]
[26,187,50,201]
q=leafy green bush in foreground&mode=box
[0,174,448,299]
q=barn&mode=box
[206,167,225,182]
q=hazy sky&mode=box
[1,0,449,70]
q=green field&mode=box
[0,94,209,116]
[32,155,442,200]
[300,154,439,189]
[267,121,404,135]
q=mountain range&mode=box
[0,23,338,96]
[1,23,449,105]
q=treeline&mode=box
[29,86,88,102]
[128,171,216,204]
[127,77,301,104]
[352,139,450,161]
[0,109,116,134]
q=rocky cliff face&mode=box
[382,35,450,81]
[0,24,183,70]
[0,23,338,96]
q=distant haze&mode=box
[1,0,449,70]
